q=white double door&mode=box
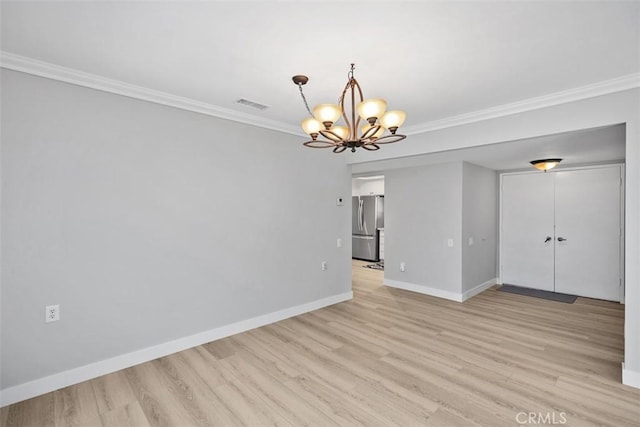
[501,165,622,301]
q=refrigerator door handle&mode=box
[358,199,363,231]
[353,235,375,240]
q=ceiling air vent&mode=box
[236,98,269,111]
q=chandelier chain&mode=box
[297,83,314,117]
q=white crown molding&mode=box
[0,51,302,137]
[2,51,639,137]
[402,73,640,135]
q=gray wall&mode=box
[384,161,497,297]
[0,70,352,389]
[461,162,498,292]
[384,163,463,292]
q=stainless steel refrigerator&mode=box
[352,195,384,262]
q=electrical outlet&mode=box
[337,238,343,248]
[321,261,328,271]
[400,262,406,272]
[45,304,60,323]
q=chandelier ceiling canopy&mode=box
[292,64,406,153]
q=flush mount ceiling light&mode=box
[292,63,406,153]
[530,158,562,172]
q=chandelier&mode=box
[292,64,407,153]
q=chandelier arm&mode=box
[361,124,382,140]
[338,79,353,138]
[350,78,356,140]
[361,143,380,151]
[371,134,407,145]
[303,140,340,149]
[319,129,346,143]
[353,77,364,135]
[333,145,348,153]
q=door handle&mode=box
[544,236,552,243]
[557,237,567,242]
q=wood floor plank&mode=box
[2,393,56,427]
[201,337,239,361]
[3,259,639,426]
[97,402,150,427]
[155,352,241,426]
[217,353,338,426]
[210,383,292,427]
[285,374,416,426]
[123,362,205,427]
[91,371,137,414]
[52,381,101,426]
[424,407,482,427]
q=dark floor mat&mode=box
[363,262,384,271]
[498,284,577,303]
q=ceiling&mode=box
[1,2,637,172]
[352,124,626,174]
[1,1,638,134]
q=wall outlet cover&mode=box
[45,304,60,323]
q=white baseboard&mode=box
[622,363,640,389]
[384,279,463,302]
[461,278,498,302]
[0,291,353,407]
[384,278,497,303]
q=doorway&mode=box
[352,175,385,265]
[500,164,623,301]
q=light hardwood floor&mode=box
[2,260,639,426]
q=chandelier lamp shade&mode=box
[292,64,407,153]
[530,158,562,172]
